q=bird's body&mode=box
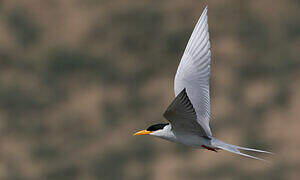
[134,6,272,162]
[151,124,210,148]
[174,133,208,148]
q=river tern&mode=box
[133,6,272,161]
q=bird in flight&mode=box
[133,6,272,161]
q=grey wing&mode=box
[174,6,212,137]
[163,88,210,138]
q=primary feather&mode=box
[174,6,212,137]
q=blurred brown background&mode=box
[0,0,299,179]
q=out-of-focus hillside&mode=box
[0,0,299,179]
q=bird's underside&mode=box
[163,88,272,161]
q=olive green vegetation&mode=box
[0,0,299,180]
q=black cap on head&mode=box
[147,123,169,131]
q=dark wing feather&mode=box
[163,88,210,138]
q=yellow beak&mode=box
[133,130,152,136]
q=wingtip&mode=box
[200,6,208,18]
[204,5,208,12]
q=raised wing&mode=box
[163,89,209,138]
[174,6,212,137]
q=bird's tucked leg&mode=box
[202,145,218,152]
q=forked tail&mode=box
[211,138,273,162]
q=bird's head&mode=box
[133,123,170,137]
